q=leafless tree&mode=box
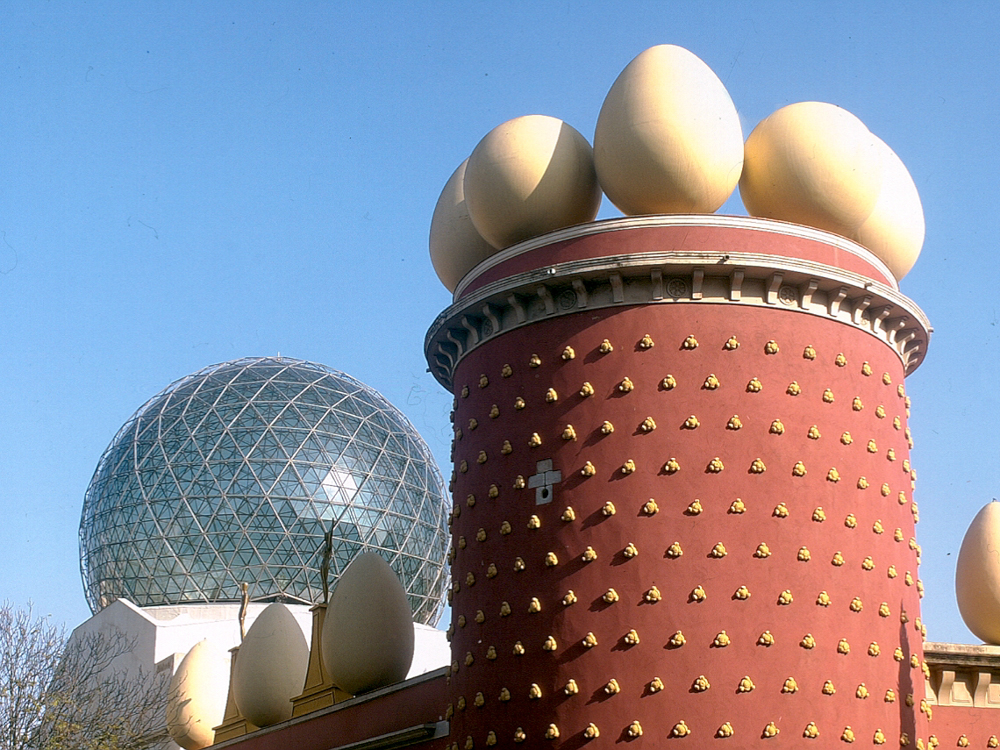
[0,602,168,750]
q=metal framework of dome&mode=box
[79,356,449,625]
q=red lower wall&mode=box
[927,706,1000,748]
[217,671,449,750]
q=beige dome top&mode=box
[463,115,602,250]
[593,44,745,215]
[429,159,498,292]
[853,135,924,280]
[956,501,1000,644]
[740,101,883,238]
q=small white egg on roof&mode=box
[854,135,924,280]
[166,639,230,750]
[463,114,601,250]
[429,159,497,292]
[956,501,1000,645]
[232,602,309,727]
[740,101,883,237]
[594,44,744,215]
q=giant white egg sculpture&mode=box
[232,603,309,727]
[854,135,924,280]
[165,639,230,750]
[956,501,1000,644]
[593,44,745,215]
[429,159,498,292]
[321,552,415,695]
[740,101,883,238]
[463,115,601,250]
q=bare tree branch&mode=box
[0,602,168,750]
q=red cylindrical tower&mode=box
[426,216,931,749]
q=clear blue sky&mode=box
[2,1,997,645]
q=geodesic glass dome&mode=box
[80,356,449,625]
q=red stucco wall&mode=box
[928,705,1000,748]
[458,220,895,299]
[447,300,925,748]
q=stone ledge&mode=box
[925,642,1000,708]
[426,224,931,390]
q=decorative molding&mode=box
[610,273,624,303]
[426,229,931,390]
[536,285,554,315]
[801,279,819,309]
[925,643,1000,709]
[692,267,704,300]
[651,269,663,300]
[481,304,501,337]
[765,272,783,305]
[730,269,744,301]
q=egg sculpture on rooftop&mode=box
[166,639,230,750]
[593,44,745,216]
[321,551,415,695]
[740,101,884,239]
[429,159,498,292]
[232,602,309,727]
[956,501,1000,645]
[853,134,925,280]
[463,114,602,251]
